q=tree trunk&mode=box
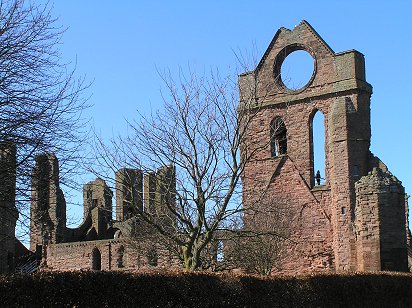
[182,246,200,271]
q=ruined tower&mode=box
[355,167,407,271]
[0,142,18,272]
[83,178,113,238]
[30,153,66,252]
[115,168,143,220]
[239,20,407,273]
[143,166,176,229]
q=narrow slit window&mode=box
[217,240,224,262]
[271,117,287,157]
[311,110,326,186]
[117,246,125,268]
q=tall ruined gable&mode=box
[239,20,407,273]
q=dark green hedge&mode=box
[0,271,411,307]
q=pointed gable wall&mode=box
[239,20,371,108]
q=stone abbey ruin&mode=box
[0,20,410,274]
[239,20,409,273]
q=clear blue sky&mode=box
[42,1,412,224]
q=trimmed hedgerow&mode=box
[0,271,411,307]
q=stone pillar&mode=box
[143,172,156,215]
[30,153,66,252]
[405,197,412,269]
[329,99,355,271]
[156,166,176,218]
[115,168,143,221]
[83,178,113,238]
[143,166,176,229]
[354,170,381,271]
[355,168,408,271]
[0,142,18,273]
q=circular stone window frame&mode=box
[274,43,317,93]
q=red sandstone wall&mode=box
[45,239,181,272]
[240,21,373,274]
[242,113,334,273]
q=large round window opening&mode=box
[280,50,314,91]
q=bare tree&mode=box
[90,44,292,271]
[91,63,266,270]
[0,0,89,240]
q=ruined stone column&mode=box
[143,166,176,230]
[329,99,355,270]
[0,142,18,273]
[328,98,367,270]
[30,153,66,252]
[115,168,143,221]
[143,172,156,215]
[156,166,176,216]
[83,178,113,238]
[355,168,408,271]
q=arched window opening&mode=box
[311,110,326,186]
[271,117,287,157]
[114,229,122,239]
[117,246,125,268]
[91,248,101,270]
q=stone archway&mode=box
[91,248,101,270]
